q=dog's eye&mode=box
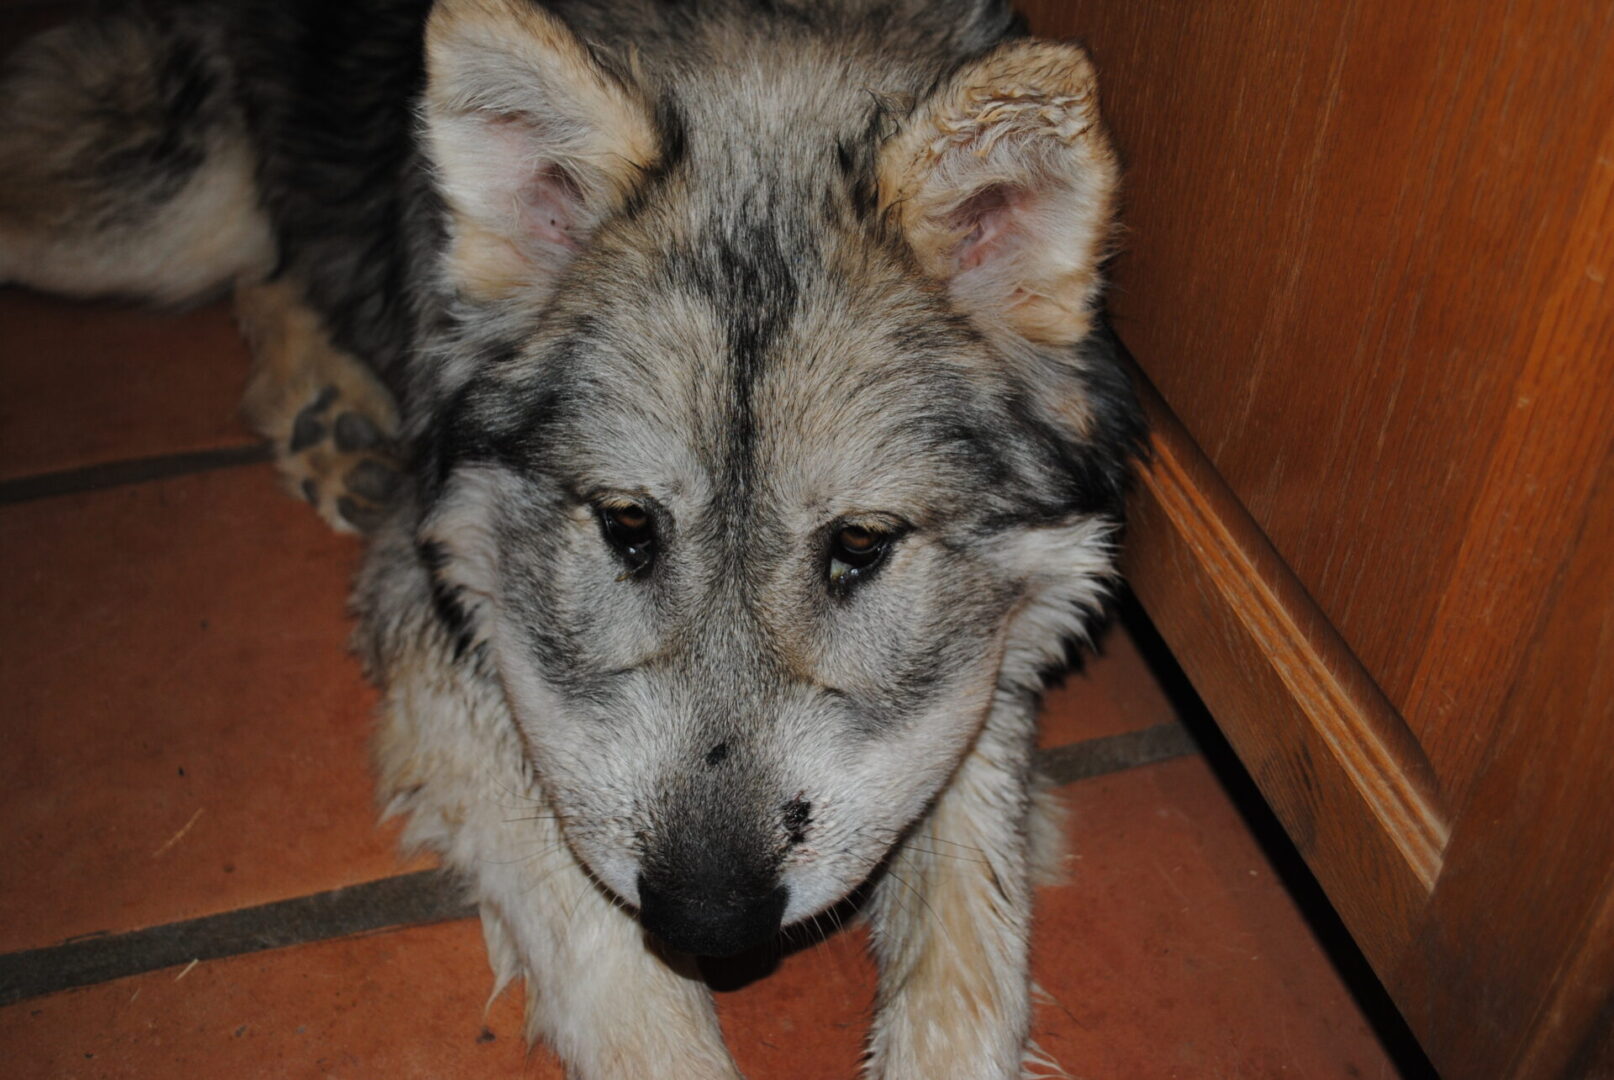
[828,525,889,591]
[599,503,656,574]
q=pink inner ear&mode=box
[953,183,1029,271]
[518,165,584,251]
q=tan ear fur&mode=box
[423,0,659,300]
[878,40,1119,345]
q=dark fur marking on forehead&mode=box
[883,305,982,355]
[663,215,803,497]
[478,336,527,369]
[976,386,1135,531]
[735,0,820,30]
[923,420,1015,490]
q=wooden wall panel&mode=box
[1023,0,1614,805]
[1401,119,1614,811]
[1022,1,1614,1072]
[1395,457,1614,1078]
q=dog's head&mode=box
[410,0,1142,957]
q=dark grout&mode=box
[1037,720,1196,786]
[0,444,273,506]
[0,870,471,1008]
[0,730,1194,1007]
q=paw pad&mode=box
[334,411,384,452]
[281,384,402,535]
[290,386,340,452]
[343,459,403,503]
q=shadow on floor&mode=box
[1117,592,1442,1080]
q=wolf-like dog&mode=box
[1,0,1144,1074]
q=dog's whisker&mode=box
[895,845,991,866]
[476,842,569,867]
[913,834,990,856]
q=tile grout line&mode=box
[0,722,1196,1007]
[1037,720,1197,787]
[0,443,274,506]
[0,870,473,1009]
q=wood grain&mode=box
[1024,0,1614,797]
[1403,119,1614,812]
[1021,1,1614,1073]
[1394,455,1614,1078]
[1122,366,1445,976]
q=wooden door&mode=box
[1018,1,1614,1075]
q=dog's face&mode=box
[413,0,1137,956]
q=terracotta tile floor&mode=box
[0,292,256,482]
[0,284,1419,1077]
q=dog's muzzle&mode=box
[637,873,788,957]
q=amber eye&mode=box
[599,503,656,574]
[828,524,890,591]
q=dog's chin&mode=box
[575,851,869,954]
[565,846,644,910]
[778,857,886,927]
[779,881,850,926]
[563,817,892,943]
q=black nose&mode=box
[637,874,788,957]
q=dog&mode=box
[0,1,1144,1075]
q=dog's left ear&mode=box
[422,0,660,300]
[878,40,1119,346]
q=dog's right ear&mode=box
[422,0,660,301]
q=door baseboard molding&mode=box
[1119,361,1447,976]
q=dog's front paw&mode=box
[234,277,406,534]
[279,383,403,534]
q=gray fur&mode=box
[1,1,1143,1075]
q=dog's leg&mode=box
[361,535,743,1080]
[381,704,745,1080]
[233,278,403,534]
[863,691,1060,1080]
[472,833,746,1080]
